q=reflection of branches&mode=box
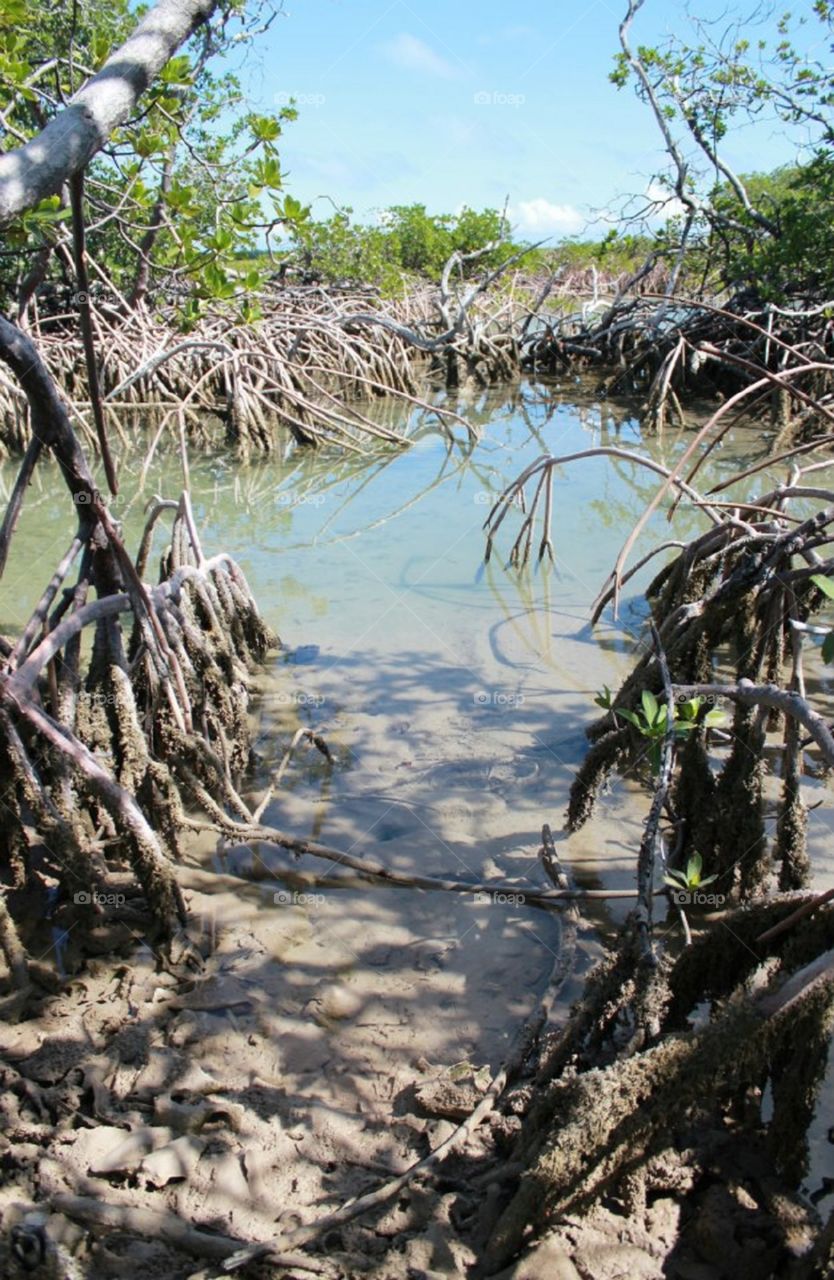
[484,447,720,572]
[248,396,572,557]
[496,310,834,627]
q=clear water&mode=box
[0,378,792,932]
[5,377,834,1201]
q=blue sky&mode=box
[236,0,825,241]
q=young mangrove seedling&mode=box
[604,689,725,775]
[664,851,718,899]
[593,684,614,712]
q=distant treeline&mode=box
[262,158,834,304]
[238,205,655,292]
[3,0,831,326]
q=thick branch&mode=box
[0,0,219,222]
[0,316,100,516]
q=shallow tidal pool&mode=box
[5,376,834,1209]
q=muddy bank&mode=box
[1,878,829,1280]
[3,382,834,1277]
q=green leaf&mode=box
[823,631,834,664]
[641,689,660,724]
[135,131,165,159]
[811,573,834,599]
[91,32,111,67]
[208,226,234,253]
[686,853,704,886]
[615,707,642,730]
[249,113,281,143]
[253,157,282,190]
[165,183,199,216]
[281,193,310,222]
[676,697,703,722]
[159,55,193,87]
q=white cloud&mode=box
[380,33,457,79]
[512,198,587,238]
[645,181,687,220]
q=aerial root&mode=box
[0,494,278,972]
[481,931,834,1274]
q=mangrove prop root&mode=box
[0,473,278,957]
[482,957,834,1275]
[563,473,834,895]
[565,726,630,832]
[663,896,833,1027]
[497,429,834,1270]
[778,709,811,891]
[711,703,768,897]
[0,269,575,456]
[534,918,644,1084]
[672,727,716,863]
